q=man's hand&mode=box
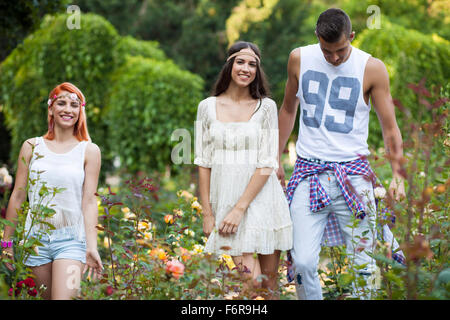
[276,164,286,190]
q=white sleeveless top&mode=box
[25,136,88,241]
[296,44,371,161]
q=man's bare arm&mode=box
[277,48,301,186]
[367,57,406,200]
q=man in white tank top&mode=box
[277,8,406,299]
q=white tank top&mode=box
[25,136,88,241]
[296,44,371,161]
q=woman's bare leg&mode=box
[30,262,52,300]
[232,253,262,297]
[259,250,281,299]
[51,259,84,300]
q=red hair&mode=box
[44,82,90,141]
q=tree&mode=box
[341,0,450,40]
[0,13,203,177]
[236,0,313,103]
[74,0,239,94]
[174,0,240,92]
[106,56,203,174]
[354,19,450,147]
[0,0,67,165]
[0,0,67,62]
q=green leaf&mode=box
[437,268,450,285]
[337,273,355,287]
[0,218,15,228]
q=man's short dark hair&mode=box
[316,8,352,43]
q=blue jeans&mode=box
[24,227,86,267]
[290,171,377,300]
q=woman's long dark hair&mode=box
[212,41,270,99]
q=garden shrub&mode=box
[114,35,167,63]
[105,55,204,174]
[0,12,202,177]
[354,20,450,148]
[0,13,119,169]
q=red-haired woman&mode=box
[1,82,103,299]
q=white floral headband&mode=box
[47,92,85,107]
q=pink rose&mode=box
[105,285,114,296]
[165,259,185,279]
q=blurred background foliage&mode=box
[0,0,449,301]
[0,0,449,176]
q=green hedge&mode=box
[354,20,450,148]
[105,56,204,174]
[114,35,167,63]
[0,13,120,169]
[0,13,203,176]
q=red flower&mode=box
[105,285,114,296]
[27,288,37,297]
[10,278,37,297]
[24,277,36,288]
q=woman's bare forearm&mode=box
[3,191,26,240]
[233,168,272,212]
[83,197,99,250]
[198,166,213,217]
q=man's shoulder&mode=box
[364,56,388,81]
[365,56,386,71]
[288,47,301,62]
[291,43,319,58]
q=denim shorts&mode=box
[24,227,86,267]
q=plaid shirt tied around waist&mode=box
[286,156,376,219]
[285,156,405,283]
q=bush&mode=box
[0,13,120,171]
[114,35,167,63]
[354,20,450,148]
[317,80,449,300]
[105,55,204,174]
[341,0,450,41]
[0,12,202,177]
[75,174,296,300]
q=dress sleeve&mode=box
[256,99,279,170]
[194,99,213,168]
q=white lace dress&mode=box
[194,96,293,256]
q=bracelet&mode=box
[2,251,13,258]
[1,240,13,248]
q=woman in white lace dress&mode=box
[194,41,293,298]
[2,82,103,299]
